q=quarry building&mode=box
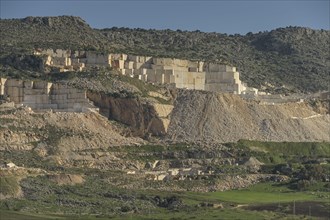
[35,49,258,95]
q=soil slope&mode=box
[0,106,144,166]
[166,90,330,143]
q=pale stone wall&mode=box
[205,70,243,94]
[41,49,71,58]
[85,52,111,67]
[173,71,205,90]
[0,78,7,95]
[50,84,91,111]
[50,57,71,66]
[35,48,256,94]
[4,79,24,103]
[163,70,176,84]
[115,55,250,94]
[1,78,97,112]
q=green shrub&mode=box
[0,176,20,196]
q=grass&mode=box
[0,179,328,219]
[0,207,292,220]
[0,210,114,220]
[204,187,322,204]
[0,118,16,124]
[0,150,59,170]
[225,140,330,164]
[0,176,20,196]
[122,208,286,220]
[235,140,330,157]
[116,74,158,95]
[1,140,329,219]
[0,205,311,220]
[181,182,326,205]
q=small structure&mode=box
[5,162,18,168]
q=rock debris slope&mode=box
[0,107,144,166]
[166,90,330,143]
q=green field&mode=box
[233,140,330,157]
[195,183,325,204]
[1,182,328,220]
[0,211,113,220]
[0,206,304,220]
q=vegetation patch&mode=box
[236,140,330,157]
[0,176,20,197]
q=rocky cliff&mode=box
[86,91,173,137]
[166,90,330,143]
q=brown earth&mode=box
[120,174,289,193]
[47,174,84,185]
[87,91,172,137]
[0,167,45,200]
[166,90,330,143]
[0,106,145,167]
[1,89,329,171]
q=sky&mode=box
[0,0,329,34]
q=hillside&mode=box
[0,16,108,51]
[166,90,330,143]
[100,27,330,93]
[0,106,144,168]
[1,105,330,219]
[0,104,330,220]
[0,16,329,93]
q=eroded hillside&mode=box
[166,90,330,143]
[0,106,144,168]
